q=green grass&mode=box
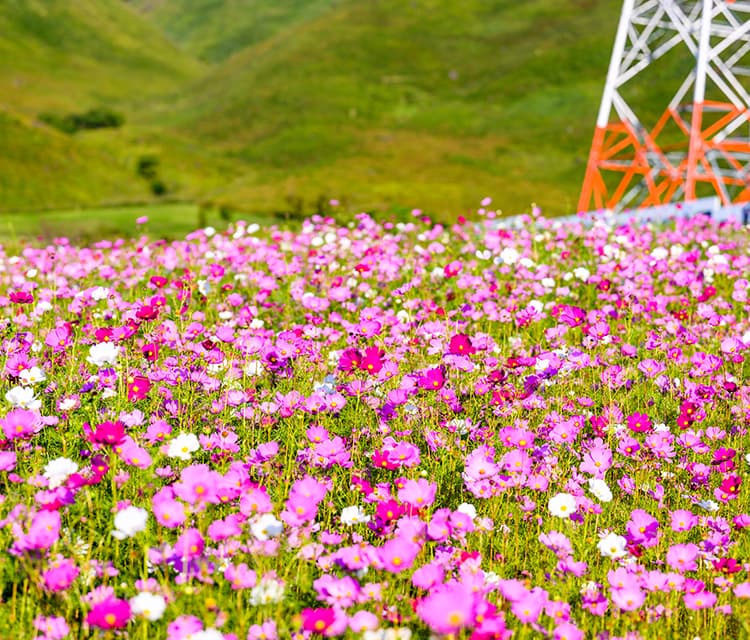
[0,203,282,246]
[0,0,202,116]
[132,0,339,63]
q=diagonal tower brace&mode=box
[580,0,750,212]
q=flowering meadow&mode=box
[2,208,750,640]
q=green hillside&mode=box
[2,0,692,222]
[0,0,202,115]
[0,109,150,211]
[132,0,338,63]
[0,0,207,212]
[166,0,627,215]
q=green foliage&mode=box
[135,155,168,196]
[39,107,125,134]
[136,155,160,181]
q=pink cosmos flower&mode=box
[448,333,476,356]
[127,375,151,402]
[166,615,204,639]
[610,585,645,611]
[34,615,70,640]
[44,326,72,352]
[666,543,699,572]
[670,509,697,532]
[247,620,278,640]
[417,582,477,635]
[89,420,125,446]
[173,528,204,559]
[359,346,385,374]
[627,412,651,433]
[683,590,717,610]
[42,556,79,592]
[418,367,446,391]
[1,409,40,440]
[0,451,17,471]
[377,537,420,573]
[412,562,445,590]
[86,597,130,629]
[553,621,585,640]
[173,464,221,505]
[397,478,436,509]
[300,607,336,634]
[338,349,363,372]
[152,488,187,529]
[511,590,546,623]
[579,445,612,477]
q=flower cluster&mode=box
[0,207,749,639]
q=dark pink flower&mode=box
[448,334,476,356]
[127,376,151,402]
[86,597,130,629]
[627,412,651,433]
[300,607,336,634]
[418,367,446,391]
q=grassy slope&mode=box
[3,0,690,221]
[163,0,642,216]
[132,0,338,62]
[0,0,202,115]
[0,0,207,212]
[0,109,150,211]
[0,203,282,247]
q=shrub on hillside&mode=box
[39,108,125,134]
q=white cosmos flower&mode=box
[191,630,224,640]
[87,342,119,367]
[340,505,371,526]
[43,457,78,489]
[573,267,591,281]
[597,532,628,558]
[456,503,477,519]
[697,499,719,512]
[499,247,520,265]
[112,506,148,540]
[130,592,166,621]
[249,577,285,605]
[548,493,577,518]
[5,385,41,410]
[243,361,264,377]
[363,629,412,640]
[587,478,613,503]
[18,367,46,386]
[250,514,283,541]
[90,287,109,301]
[166,433,200,460]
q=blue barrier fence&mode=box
[496,197,750,229]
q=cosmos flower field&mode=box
[1,208,750,640]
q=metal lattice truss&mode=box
[580,0,750,212]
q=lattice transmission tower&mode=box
[579,0,750,212]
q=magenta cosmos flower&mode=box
[87,597,130,629]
